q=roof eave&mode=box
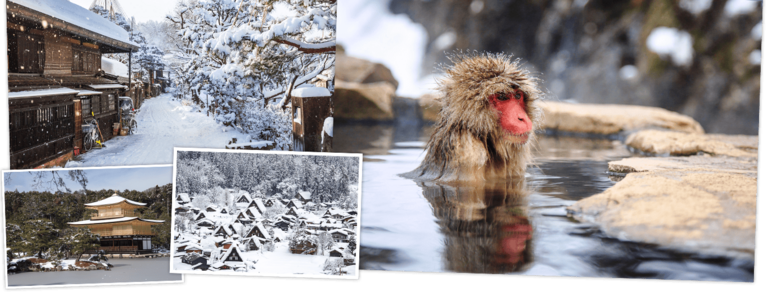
[7,2,140,52]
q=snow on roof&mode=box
[76,90,103,96]
[220,243,244,263]
[253,199,266,211]
[253,222,271,240]
[185,244,203,250]
[88,84,128,90]
[292,86,332,98]
[68,217,164,225]
[101,57,129,77]
[290,199,303,209]
[177,193,191,202]
[8,88,80,99]
[297,191,312,200]
[326,208,349,216]
[9,0,137,47]
[247,207,262,217]
[85,193,146,207]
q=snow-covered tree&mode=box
[167,0,336,149]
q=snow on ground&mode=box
[102,57,129,77]
[646,27,694,67]
[65,94,255,168]
[338,0,432,98]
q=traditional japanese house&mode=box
[286,207,299,217]
[195,212,207,221]
[205,205,218,212]
[294,191,312,204]
[287,199,303,210]
[215,244,245,270]
[176,193,191,205]
[245,207,262,219]
[68,194,164,254]
[181,253,208,271]
[185,244,203,254]
[214,226,232,238]
[249,198,267,214]
[274,220,291,231]
[6,0,139,169]
[246,222,271,240]
[331,230,349,243]
[243,237,261,251]
[220,207,229,214]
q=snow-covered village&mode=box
[171,150,361,277]
[6,0,336,170]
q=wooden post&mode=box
[128,52,132,89]
[291,88,332,152]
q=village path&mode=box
[65,94,251,168]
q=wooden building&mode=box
[68,194,164,254]
[291,87,332,152]
[6,0,139,169]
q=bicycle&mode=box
[119,97,139,135]
[82,118,103,151]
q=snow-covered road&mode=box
[66,94,252,168]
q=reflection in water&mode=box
[419,179,533,273]
[337,123,754,281]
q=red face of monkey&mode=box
[489,88,532,144]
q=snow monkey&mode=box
[404,52,542,182]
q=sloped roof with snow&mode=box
[84,194,146,207]
[252,222,272,240]
[297,191,312,200]
[253,199,266,211]
[176,193,190,202]
[290,199,303,209]
[68,217,164,225]
[8,0,138,49]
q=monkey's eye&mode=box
[496,92,509,101]
[515,90,524,100]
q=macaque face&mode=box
[489,88,532,144]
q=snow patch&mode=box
[724,0,758,17]
[679,0,712,15]
[752,21,762,40]
[323,117,334,137]
[619,65,639,80]
[749,50,761,65]
[646,27,694,67]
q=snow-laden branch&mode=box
[268,57,333,104]
[273,37,336,54]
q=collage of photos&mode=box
[0,0,766,292]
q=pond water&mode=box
[335,123,754,282]
[6,257,182,287]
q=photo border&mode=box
[1,164,184,289]
[169,147,363,279]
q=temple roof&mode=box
[85,193,146,207]
[68,217,164,225]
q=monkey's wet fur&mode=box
[403,52,543,182]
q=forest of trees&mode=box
[4,184,174,260]
[175,151,359,210]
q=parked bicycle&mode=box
[119,97,138,134]
[82,118,102,151]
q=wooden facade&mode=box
[6,1,139,169]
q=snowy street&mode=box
[66,94,254,168]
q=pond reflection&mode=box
[419,179,533,273]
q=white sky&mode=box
[69,0,178,23]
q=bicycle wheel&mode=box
[83,134,93,151]
[130,119,138,135]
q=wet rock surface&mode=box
[540,101,704,135]
[336,53,399,89]
[334,81,396,121]
[608,156,757,177]
[567,169,756,259]
[625,130,759,157]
